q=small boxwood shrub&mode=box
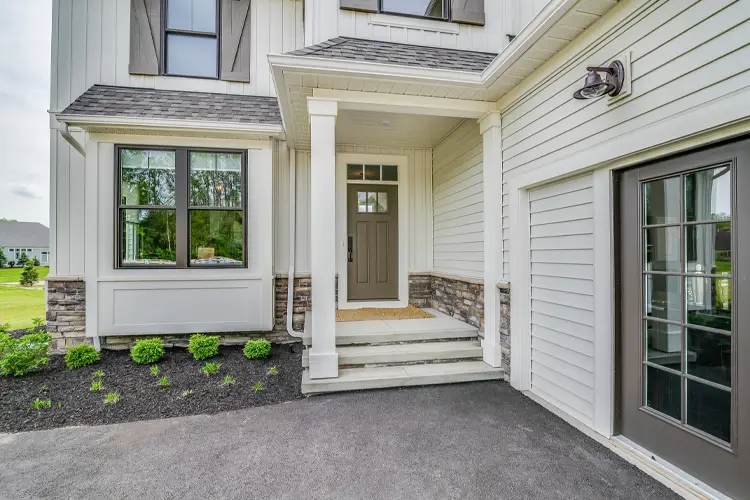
[243,339,271,360]
[187,334,220,360]
[65,344,100,370]
[130,338,164,365]
[0,332,52,376]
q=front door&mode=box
[347,184,398,301]
[618,138,750,499]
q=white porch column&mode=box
[308,97,339,379]
[479,111,504,367]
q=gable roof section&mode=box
[60,85,282,126]
[287,37,497,73]
[0,222,49,248]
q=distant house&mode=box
[0,221,50,267]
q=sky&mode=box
[0,1,52,226]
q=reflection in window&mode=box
[641,165,733,442]
[121,209,177,266]
[381,0,446,19]
[120,149,176,207]
[190,211,243,266]
[189,152,242,207]
[357,191,389,213]
[165,0,218,78]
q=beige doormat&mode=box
[336,305,435,322]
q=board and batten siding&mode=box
[529,174,595,426]
[432,120,483,279]
[273,144,433,275]
[500,0,750,280]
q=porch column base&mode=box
[481,340,504,368]
[308,351,339,379]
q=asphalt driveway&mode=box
[0,381,680,500]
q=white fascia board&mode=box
[270,64,302,149]
[479,0,579,88]
[267,55,486,87]
[54,114,284,137]
[312,88,497,119]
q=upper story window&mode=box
[380,0,448,20]
[164,0,219,78]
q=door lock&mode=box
[347,236,353,263]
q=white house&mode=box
[0,221,50,266]
[48,1,749,498]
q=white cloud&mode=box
[0,1,52,225]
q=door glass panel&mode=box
[687,379,731,442]
[686,277,732,331]
[643,177,681,225]
[347,165,363,180]
[686,327,732,388]
[366,192,378,212]
[685,222,731,274]
[357,192,367,213]
[684,166,731,222]
[644,227,680,272]
[377,192,388,213]
[639,165,734,443]
[645,365,681,421]
[645,320,682,369]
[644,274,681,322]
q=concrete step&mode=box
[302,340,483,367]
[301,361,504,395]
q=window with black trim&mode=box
[164,0,220,78]
[117,146,246,268]
[380,0,449,20]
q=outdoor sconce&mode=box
[573,60,625,100]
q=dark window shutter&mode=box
[220,0,252,82]
[340,0,377,13]
[129,0,161,75]
[451,0,485,26]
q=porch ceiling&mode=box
[269,0,619,150]
[336,110,463,149]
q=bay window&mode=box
[117,146,246,268]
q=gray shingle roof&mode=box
[0,222,49,248]
[287,37,497,73]
[61,85,282,126]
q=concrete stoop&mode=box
[301,309,504,395]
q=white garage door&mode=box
[529,174,595,426]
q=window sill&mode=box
[367,13,459,35]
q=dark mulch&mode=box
[0,343,303,433]
[6,326,47,338]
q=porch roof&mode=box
[287,37,497,73]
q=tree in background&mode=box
[0,248,6,268]
[17,252,29,267]
[8,261,15,268]
[32,257,40,267]
[19,261,39,286]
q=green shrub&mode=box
[65,344,100,370]
[0,322,9,334]
[104,392,120,404]
[200,362,221,376]
[90,379,103,392]
[150,365,159,376]
[252,381,265,392]
[243,339,271,360]
[33,398,51,409]
[158,376,170,387]
[19,261,38,287]
[0,332,52,376]
[222,375,234,385]
[130,338,164,365]
[92,369,104,378]
[187,334,220,360]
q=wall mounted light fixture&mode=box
[573,60,625,100]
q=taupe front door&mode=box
[347,184,398,301]
[618,138,750,499]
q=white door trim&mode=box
[336,153,409,310]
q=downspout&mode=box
[287,147,304,338]
[59,122,87,158]
[58,121,99,350]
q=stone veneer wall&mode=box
[46,278,88,351]
[498,282,511,377]
[430,274,484,329]
[408,273,433,308]
[274,276,312,331]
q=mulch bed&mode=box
[0,343,303,434]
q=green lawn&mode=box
[0,266,49,284]
[0,286,46,330]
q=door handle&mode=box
[347,236,353,263]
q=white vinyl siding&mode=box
[529,174,595,426]
[273,143,433,275]
[501,0,750,279]
[432,120,483,279]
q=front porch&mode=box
[300,308,503,394]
